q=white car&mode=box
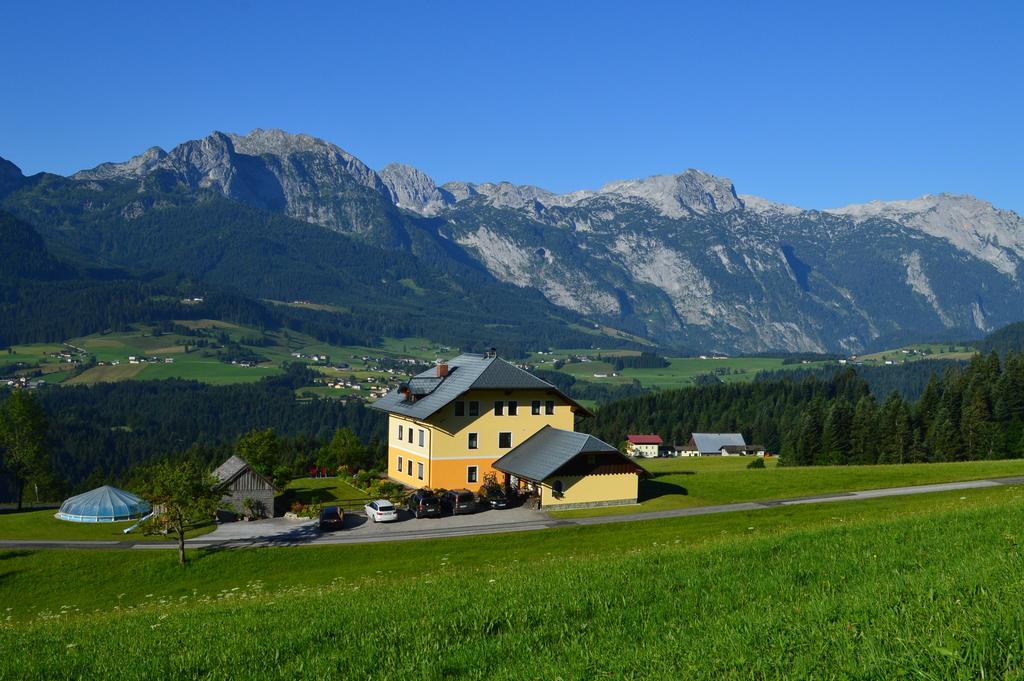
[364,499,399,523]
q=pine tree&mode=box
[849,395,878,464]
[819,398,853,465]
[960,388,993,459]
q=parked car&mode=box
[479,485,510,509]
[441,489,477,515]
[364,499,398,523]
[407,489,442,519]
[318,505,344,531]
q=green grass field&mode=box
[0,509,214,542]
[858,342,977,365]
[532,352,836,390]
[551,456,1024,518]
[283,477,372,507]
[1,323,450,390]
[3,485,1024,678]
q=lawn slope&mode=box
[3,486,1024,678]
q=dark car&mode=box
[480,485,510,509]
[407,489,442,519]
[318,505,344,531]
[441,489,477,515]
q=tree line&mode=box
[586,352,1024,465]
[0,364,389,501]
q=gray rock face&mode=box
[432,175,1024,352]
[72,129,395,235]
[593,169,745,216]
[379,163,454,216]
[73,146,167,182]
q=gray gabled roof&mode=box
[212,455,276,491]
[214,455,250,483]
[370,353,591,420]
[493,426,622,481]
[691,433,746,453]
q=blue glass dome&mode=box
[56,485,151,523]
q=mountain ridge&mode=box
[5,129,1023,353]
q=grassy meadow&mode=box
[0,509,214,542]
[552,456,1024,518]
[529,350,837,390]
[3,485,1024,678]
[282,477,372,508]
[2,322,452,393]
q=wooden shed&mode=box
[213,455,277,520]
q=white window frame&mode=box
[418,429,425,447]
[494,400,504,416]
[417,462,424,480]
[398,424,404,439]
[397,455,403,472]
[508,400,518,416]
[467,466,479,484]
[468,432,479,450]
[531,400,541,415]
[545,400,555,415]
[499,432,512,449]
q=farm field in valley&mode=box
[529,350,837,390]
[856,342,976,365]
[2,323,450,394]
[3,485,1024,678]
[551,456,1024,518]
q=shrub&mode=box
[747,457,766,469]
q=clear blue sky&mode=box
[2,1,1021,211]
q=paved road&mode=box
[6,475,1024,551]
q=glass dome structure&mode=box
[56,485,151,523]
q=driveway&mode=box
[171,504,555,548]
[7,475,1024,550]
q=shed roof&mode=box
[691,433,746,453]
[213,455,276,490]
[370,354,592,420]
[493,426,628,482]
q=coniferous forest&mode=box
[586,352,1024,465]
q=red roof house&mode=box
[626,434,663,445]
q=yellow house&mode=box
[370,352,591,491]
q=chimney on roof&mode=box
[399,383,411,399]
[485,347,497,358]
[437,363,449,378]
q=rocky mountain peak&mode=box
[595,169,744,217]
[72,145,168,181]
[379,163,454,216]
[827,194,1024,278]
